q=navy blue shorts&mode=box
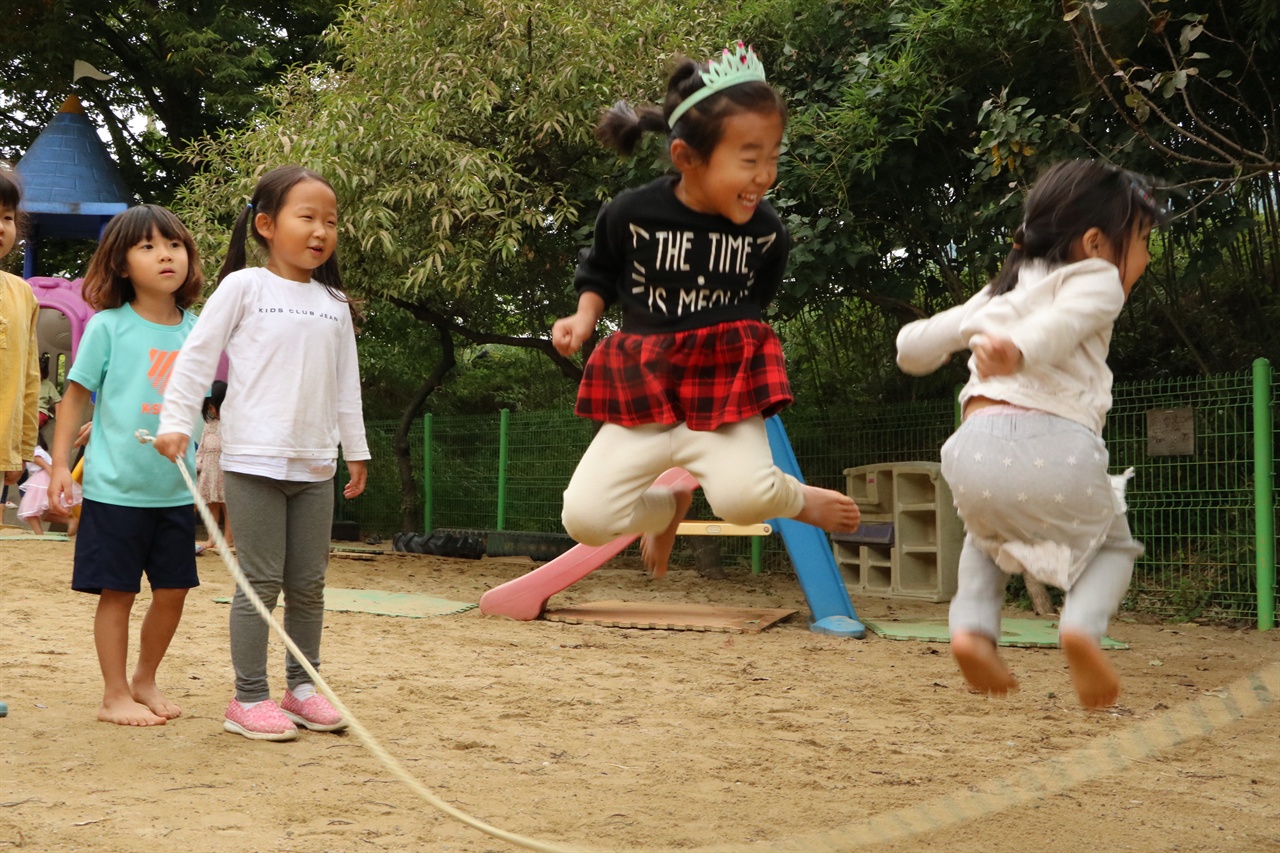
[72,499,200,594]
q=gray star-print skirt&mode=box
[940,407,1142,591]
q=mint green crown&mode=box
[667,42,768,129]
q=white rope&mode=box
[137,431,592,853]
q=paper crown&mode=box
[667,42,768,129]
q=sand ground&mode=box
[2,536,1278,852]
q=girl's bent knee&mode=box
[560,509,612,548]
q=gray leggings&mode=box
[941,411,1142,641]
[223,472,334,702]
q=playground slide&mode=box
[478,468,699,620]
[481,422,864,638]
[764,416,865,638]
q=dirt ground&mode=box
[2,535,1278,853]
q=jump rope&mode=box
[135,430,1279,852]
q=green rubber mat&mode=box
[862,616,1128,650]
[215,587,476,619]
[0,532,69,540]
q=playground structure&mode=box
[14,95,132,367]
[479,416,866,638]
[30,275,94,370]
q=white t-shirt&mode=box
[159,267,370,481]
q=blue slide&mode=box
[765,416,865,638]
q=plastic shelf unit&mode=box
[835,462,963,602]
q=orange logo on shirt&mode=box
[148,349,179,394]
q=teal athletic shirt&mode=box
[68,303,200,507]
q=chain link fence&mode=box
[337,367,1275,623]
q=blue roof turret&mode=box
[14,95,132,240]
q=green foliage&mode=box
[1064,0,1278,177]
[0,0,340,201]
[421,346,577,416]
[742,0,1280,401]
[179,0,714,298]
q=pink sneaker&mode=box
[223,698,298,741]
[280,690,347,732]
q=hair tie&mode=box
[246,202,254,210]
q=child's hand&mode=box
[970,332,1023,378]
[46,468,74,516]
[551,312,597,357]
[151,432,189,462]
[343,460,367,499]
[75,421,92,447]
[2,469,19,486]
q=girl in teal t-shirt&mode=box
[48,205,206,728]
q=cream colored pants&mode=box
[561,417,805,546]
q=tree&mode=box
[736,0,1280,394]
[1059,1,1280,376]
[0,0,340,201]
[1065,0,1278,182]
[730,0,1090,402]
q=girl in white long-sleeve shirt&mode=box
[155,165,370,741]
[896,160,1162,710]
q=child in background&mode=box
[17,436,80,535]
[896,160,1162,709]
[46,204,204,727]
[196,379,231,552]
[154,165,370,742]
[38,355,61,448]
[553,43,860,578]
[0,169,40,494]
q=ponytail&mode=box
[217,204,255,285]
[595,101,668,155]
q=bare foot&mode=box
[951,629,1018,697]
[1061,630,1120,709]
[640,489,693,579]
[132,681,182,720]
[793,484,861,532]
[98,694,167,727]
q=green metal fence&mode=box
[339,365,1278,625]
[1110,368,1261,622]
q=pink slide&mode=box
[479,468,698,620]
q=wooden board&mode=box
[542,600,797,633]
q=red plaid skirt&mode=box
[575,319,793,431]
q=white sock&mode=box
[291,683,317,700]
[237,699,264,710]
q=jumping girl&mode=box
[553,42,861,578]
[47,204,204,726]
[154,165,370,742]
[896,159,1162,709]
